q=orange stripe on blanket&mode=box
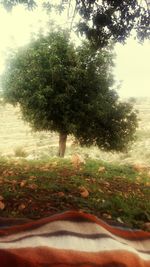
[0,247,150,267]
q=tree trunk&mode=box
[58,133,67,157]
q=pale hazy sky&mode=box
[0,4,149,98]
[115,40,150,98]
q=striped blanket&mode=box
[0,211,150,267]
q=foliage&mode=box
[2,30,138,153]
[0,0,36,11]
[1,0,149,48]
[75,0,150,47]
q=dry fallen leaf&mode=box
[57,192,65,197]
[11,180,18,185]
[103,181,110,187]
[2,170,8,176]
[8,171,14,176]
[102,213,112,219]
[79,186,89,198]
[136,176,141,182]
[29,176,36,180]
[20,180,27,187]
[0,201,5,210]
[28,183,38,190]
[88,178,96,183]
[71,154,86,168]
[98,189,103,193]
[117,217,124,223]
[51,162,58,167]
[2,170,14,176]
[0,180,3,185]
[132,164,148,173]
[18,204,26,211]
[23,166,30,171]
[0,195,4,201]
[98,166,106,173]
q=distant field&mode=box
[1,98,150,165]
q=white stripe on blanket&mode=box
[0,220,149,251]
[0,234,150,261]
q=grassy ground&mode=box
[0,157,149,230]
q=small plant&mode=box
[14,147,28,158]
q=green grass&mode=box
[0,158,149,229]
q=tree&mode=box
[75,0,150,47]
[1,30,137,157]
[1,0,149,48]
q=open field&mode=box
[1,98,150,165]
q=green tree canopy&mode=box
[1,0,149,48]
[2,31,138,156]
